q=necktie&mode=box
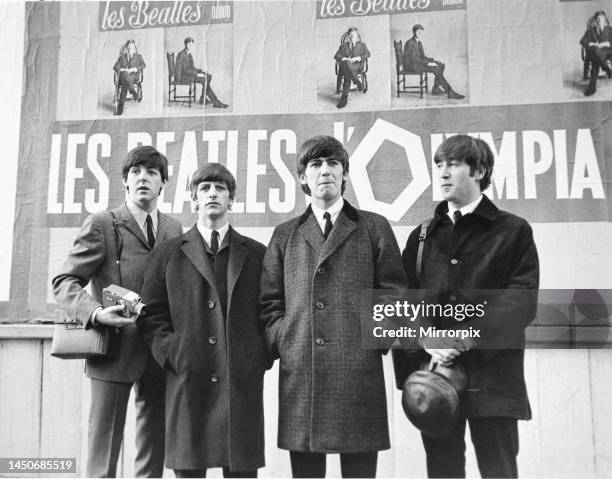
[211,230,219,255]
[323,212,333,239]
[145,214,155,249]
[453,210,462,224]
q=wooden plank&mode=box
[0,325,54,339]
[588,349,612,479]
[0,339,43,476]
[535,349,595,478]
[38,339,83,477]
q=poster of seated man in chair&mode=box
[316,16,390,112]
[55,2,162,120]
[55,1,233,121]
[163,24,233,116]
[390,7,468,108]
[560,0,612,100]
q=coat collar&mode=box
[297,200,359,265]
[431,195,500,230]
[111,203,174,251]
[180,225,249,312]
[180,225,217,291]
[111,203,150,250]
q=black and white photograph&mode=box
[1,1,612,478]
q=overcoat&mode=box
[403,37,433,73]
[139,226,268,471]
[52,203,183,382]
[175,48,200,82]
[393,196,539,419]
[259,201,406,452]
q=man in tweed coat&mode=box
[260,135,406,478]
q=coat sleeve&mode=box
[51,213,107,329]
[113,55,123,72]
[405,39,430,69]
[371,217,406,291]
[136,53,146,72]
[139,243,178,372]
[358,42,371,60]
[334,44,345,62]
[258,226,287,362]
[580,28,592,49]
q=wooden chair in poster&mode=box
[335,30,368,94]
[582,13,612,81]
[167,52,197,107]
[394,40,427,98]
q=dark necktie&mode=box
[453,210,462,224]
[211,230,219,255]
[323,212,333,239]
[145,214,155,249]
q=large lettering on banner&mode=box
[45,103,609,227]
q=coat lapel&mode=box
[113,204,150,250]
[298,208,325,255]
[227,227,249,309]
[180,225,218,288]
[318,208,357,266]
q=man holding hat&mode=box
[394,135,539,478]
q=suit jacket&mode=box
[403,36,433,73]
[394,196,539,419]
[259,201,406,453]
[113,52,146,74]
[580,25,612,51]
[52,203,183,383]
[139,226,268,470]
[334,40,370,72]
[175,48,200,82]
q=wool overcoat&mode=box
[393,196,539,419]
[259,201,406,453]
[139,226,268,471]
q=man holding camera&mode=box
[52,146,183,477]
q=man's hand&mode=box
[351,56,361,63]
[425,348,461,366]
[95,305,136,328]
[428,61,437,67]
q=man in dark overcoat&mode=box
[53,146,183,477]
[581,10,612,96]
[175,36,228,108]
[260,135,406,478]
[403,24,464,100]
[334,27,370,108]
[139,163,267,477]
[394,135,539,478]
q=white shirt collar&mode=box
[125,200,158,237]
[196,222,230,250]
[311,197,344,234]
[447,195,483,223]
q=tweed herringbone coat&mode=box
[260,201,406,452]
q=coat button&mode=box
[208,300,215,309]
[210,374,219,383]
[450,259,458,265]
[209,336,217,345]
[317,266,325,274]
[315,337,325,346]
[315,301,325,310]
